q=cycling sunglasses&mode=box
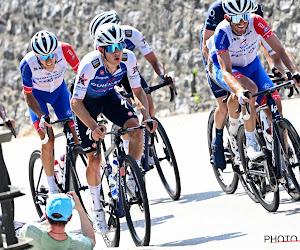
[228,13,250,24]
[39,53,56,60]
[104,42,124,53]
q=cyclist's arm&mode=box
[144,52,165,77]
[24,92,45,119]
[132,87,151,120]
[217,51,243,95]
[61,42,80,72]
[202,29,214,61]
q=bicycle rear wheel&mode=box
[121,155,151,246]
[150,117,181,200]
[238,125,279,212]
[29,150,47,218]
[277,119,300,200]
[207,108,238,194]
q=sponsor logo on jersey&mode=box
[258,22,265,29]
[67,49,74,56]
[122,53,128,61]
[92,143,97,148]
[95,75,109,80]
[91,58,100,68]
[264,27,269,33]
[132,63,138,74]
[128,111,133,116]
[141,37,146,45]
[100,70,104,75]
[79,73,88,86]
[125,30,132,37]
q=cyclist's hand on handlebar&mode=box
[292,72,300,87]
[237,90,252,106]
[39,115,51,130]
[144,118,158,133]
[92,125,107,141]
[4,119,15,130]
[161,74,175,87]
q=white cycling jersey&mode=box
[207,14,275,67]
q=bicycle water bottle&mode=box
[108,172,118,200]
[112,159,118,174]
[54,160,64,184]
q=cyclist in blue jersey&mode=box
[209,0,300,161]
[20,30,80,195]
[201,0,297,170]
[71,23,157,234]
[88,10,174,160]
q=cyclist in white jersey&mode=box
[71,23,157,234]
[209,0,300,161]
[20,30,80,194]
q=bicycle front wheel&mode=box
[70,146,94,221]
[121,155,151,246]
[29,150,47,218]
[150,117,181,200]
[207,108,239,194]
[277,118,300,200]
[238,125,279,212]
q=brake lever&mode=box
[5,119,16,138]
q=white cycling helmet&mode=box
[94,23,125,47]
[31,30,58,56]
[89,10,121,38]
[222,0,257,15]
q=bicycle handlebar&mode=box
[120,77,177,102]
[0,120,16,138]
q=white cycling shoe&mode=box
[247,143,264,161]
[93,209,108,235]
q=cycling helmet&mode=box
[89,10,121,38]
[31,30,58,56]
[94,23,125,47]
[222,0,257,15]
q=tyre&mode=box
[238,125,279,212]
[99,162,120,247]
[29,150,48,218]
[70,146,94,221]
[277,119,300,200]
[237,126,259,203]
[207,108,239,194]
[120,155,151,246]
[150,117,181,200]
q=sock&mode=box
[215,128,223,143]
[47,175,58,194]
[229,117,240,137]
[136,159,141,168]
[122,139,129,155]
[245,130,256,147]
[89,184,103,211]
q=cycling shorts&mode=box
[213,56,281,105]
[75,90,138,153]
[118,73,148,94]
[200,27,228,98]
[28,81,74,132]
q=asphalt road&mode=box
[2,97,300,250]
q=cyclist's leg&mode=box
[102,91,141,163]
[75,98,108,234]
[28,90,56,193]
[52,81,80,144]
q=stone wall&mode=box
[0,0,299,134]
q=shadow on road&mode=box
[161,232,246,247]
[150,190,224,206]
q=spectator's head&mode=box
[89,10,121,39]
[45,194,75,226]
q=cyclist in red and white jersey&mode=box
[20,30,80,194]
[71,23,157,234]
[209,0,300,161]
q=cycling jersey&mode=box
[20,42,79,131]
[72,49,141,100]
[209,14,274,67]
[20,42,79,93]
